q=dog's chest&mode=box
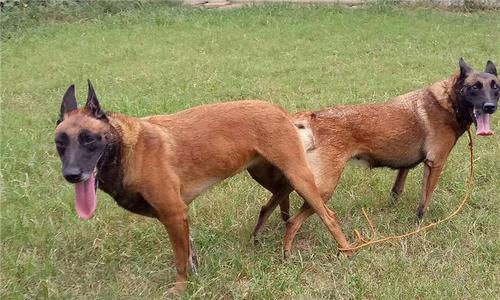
[98,170,156,218]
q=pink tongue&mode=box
[75,173,97,220]
[476,114,494,136]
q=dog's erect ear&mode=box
[485,60,497,76]
[58,84,77,125]
[85,80,107,120]
[459,58,473,79]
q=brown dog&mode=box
[250,59,499,258]
[54,81,353,294]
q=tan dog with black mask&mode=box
[54,81,354,294]
[249,59,499,258]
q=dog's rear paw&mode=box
[280,211,290,222]
[189,238,199,274]
[252,235,261,246]
[390,190,401,201]
[189,254,199,274]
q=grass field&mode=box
[1,3,499,299]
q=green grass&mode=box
[1,4,500,299]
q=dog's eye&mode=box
[55,136,66,148]
[81,135,96,145]
[492,81,499,90]
[78,129,102,146]
[471,82,482,90]
[55,133,68,154]
[55,142,65,150]
[55,140,65,154]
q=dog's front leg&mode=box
[147,186,191,295]
[283,203,314,259]
[282,165,347,258]
[417,161,444,219]
[163,210,190,295]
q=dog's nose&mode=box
[483,103,496,114]
[63,167,82,183]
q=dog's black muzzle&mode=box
[63,167,84,183]
[482,102,497,114]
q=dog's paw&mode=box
[416,205,426,220]
[253,236,262,247]
[339,249,355,259]
[189,238,199,274]
[280,211,290,223]
[251,232,262,246]
[337,246,355,258]
[189,254,199,274]
[165,283,186,297]
[390,190,401,201]
[283,249,292,261]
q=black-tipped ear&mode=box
[459,58,473,79]
[58,84,77,125]
[85,80,107,120]
[485,60,497,76]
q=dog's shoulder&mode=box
[426,79,455,113]
[388,78,455,114]
[389,88,426,108]
[108,113,141,141]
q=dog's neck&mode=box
[94,114,133,198]
[95,122,122,194]
[430,77,473,136]
[449,75,474,135]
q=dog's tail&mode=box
[293,112,315,152]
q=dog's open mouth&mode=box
[474,109,494,136]
[75,169,98,220]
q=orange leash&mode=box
[339,129,475,252]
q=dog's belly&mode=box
[181,157,265,203]
[352,152,424,170]
[181,178,221,203]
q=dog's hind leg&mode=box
[251,186,293,242]
[279,194,291,222]
[391,168,410,200]
[283,204,314,259]
[248,164,292,241]
[189,236,198,274]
